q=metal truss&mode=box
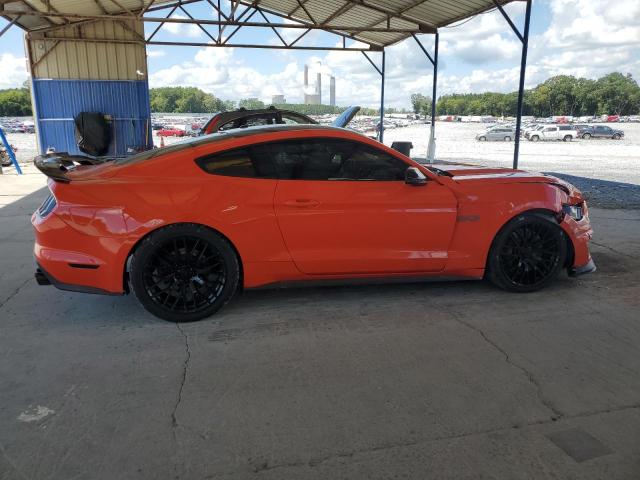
[1,0,440,51]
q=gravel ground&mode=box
[4,122,639,208]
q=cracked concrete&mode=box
[448,310,564,420]
[1,176,640,479]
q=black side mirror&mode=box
[405,167,427,186]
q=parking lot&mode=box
[1,171,639,479]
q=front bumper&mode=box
[568,258,597,277]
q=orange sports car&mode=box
[32,125,595,322]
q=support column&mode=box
[379,50,386,143]
[513,0,532,169]
[426,32,439,163]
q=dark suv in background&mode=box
[580,125,624,139]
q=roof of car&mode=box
[117,124,360,166]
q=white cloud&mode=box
[163,14,204,38]
[147,49,166,58]
[0,53,28,89]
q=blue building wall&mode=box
[33,79,153,157]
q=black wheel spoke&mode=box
[498,222,561,287]
[142,234,227,314]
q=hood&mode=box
[332,106,361,128]
[429,164,583,202]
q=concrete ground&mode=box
[1,170,639,480]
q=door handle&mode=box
[283,199,320,208]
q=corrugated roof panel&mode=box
[4,0,519,47]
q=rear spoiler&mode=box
[33,152,108,183]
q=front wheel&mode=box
[478,136,486,142]
[582,133,591,139]
[530,135,539,142]
[504,136,512,142]
[612,133,621,140]
[487,214,567,293]
[129,224,240,322]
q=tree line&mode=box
[2,72,638,119]
[413,72,640,118]
[0,87,31,116]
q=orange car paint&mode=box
[32,126,593,294]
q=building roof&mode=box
[1,0,521,48]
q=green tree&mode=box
[238,98,266,110]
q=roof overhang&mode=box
[1,0,523,50]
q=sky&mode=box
[0,0,639,109]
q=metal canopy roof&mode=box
[2,0,521,49]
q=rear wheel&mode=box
[563,135,572,142]
[129,224,240,322]
[487,214,567,293]
[504,136,512,141]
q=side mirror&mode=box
[405,166,427,186]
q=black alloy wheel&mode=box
[130,224,239,322]
[487,214,567,293]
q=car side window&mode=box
[266,139,407,181]
[195,146,278,178]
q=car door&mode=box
[270,137,458,275]
[542,126,556,140]
[593,126,607,138]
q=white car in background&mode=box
[527,125,578,142]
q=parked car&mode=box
[528,125,577,142]
[524,125,545,139]
[32,124,595,322]
[200,105,360,135]
[476,126,516,141]
[573,124,591,137]
[157,127,186,137]
[580,125,624,140]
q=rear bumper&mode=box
[32,209,131,295]
[35,263,122,295]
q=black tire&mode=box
[582,133,591,139]
[478,136,486,142]
[612,133,621,140]
[504,136,512,141]
[530,135,539,142]
[486,214,567,293]
[563,135,572,142]
[129,223,240,322]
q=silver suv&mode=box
[476,126,516,142]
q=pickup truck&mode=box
[580,125,624,139]
[527,125,577,142]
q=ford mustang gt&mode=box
[32,125,595,322]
